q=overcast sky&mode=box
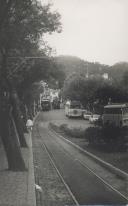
[43,0,128,65]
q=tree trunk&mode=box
[11,89,27,147]
[0,50,26,170]
[20,102,28,132]
[0,95,26,171]
[27,104,34,120]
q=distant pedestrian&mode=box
[26,118,33,131]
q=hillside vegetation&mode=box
[55,55,128,80]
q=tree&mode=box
[62,74,103,108]
[0,0,61,171]
[110,62,128,83]
[95,82,128,105]
[17,57,65,118]
[121,71,128,88]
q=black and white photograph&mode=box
[0,0,128,205]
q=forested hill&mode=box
[54,55,109,77]
[54,55,128,81]
[109,62,128,82]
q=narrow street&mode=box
[32,110,128,205]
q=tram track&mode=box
[41,138,80,206]
[49,124,128,180]
[76,159,128,201]
[48,125,128,200]
[36,125,79,206]
[36,122,128,205]
[48,127,128,201]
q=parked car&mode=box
[83,111,92,120]
[89,114,101,124]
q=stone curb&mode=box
[49,124,128,180]
[26,132,36,206]
[26,112,39,206]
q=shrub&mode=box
[85,124,128,152]
[50,122,128,152]
[101,125,128,150]
[59,124,85,138]
[85,126,103,145]
[69,127,85,138]
[59,124,68,131]
[102,125,127,142]
[49,122,60,133]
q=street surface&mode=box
[33,109,128,205]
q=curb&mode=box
[49,124,128,180]
[27,112,40,206]
[27,132,36,206]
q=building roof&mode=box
[104,103,127,108]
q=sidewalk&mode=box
[0,132,36,206]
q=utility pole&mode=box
[85,62,89,78]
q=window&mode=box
[104,108,122,114]
[70,104,81,109]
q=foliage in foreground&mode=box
[59,124,85,139]
[50,122,128,152]
[85,125,128,152]
[50,123,85,139]
[0,0,62,171]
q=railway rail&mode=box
[35,123,128,205]
[49,124,128,179]
[40,136,79,206]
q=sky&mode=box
[43,0,128,66]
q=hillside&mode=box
[55,55,109,77]
[110,62,128,82]
[54,55,128,81]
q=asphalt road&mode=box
[36,109,127,205]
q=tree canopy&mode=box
[0,0,62,171]
[62,72,128,113]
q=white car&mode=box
[83,111,92,120]
[89,114,101,124]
